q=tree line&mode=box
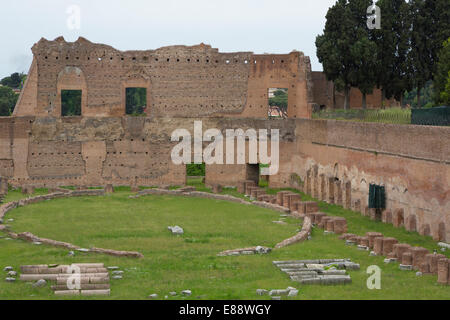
[316,0,450,109]
[0,72,26,116]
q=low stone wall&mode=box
[274,216,312,249]
[0,189,143,259]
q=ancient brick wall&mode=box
[13,37,314,118]
[272,119,450,242]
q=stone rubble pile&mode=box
[273,259,359,285]
[18,263,118,295]
[217,246,272,256]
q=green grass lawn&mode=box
[0,187,449,300]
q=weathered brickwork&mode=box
[1,37,449,243]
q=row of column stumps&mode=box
[340,232,450,286]
[303,167,447,242]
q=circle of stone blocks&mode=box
[409,247,430,270]
[382,237,398,256]
[373,237,385,255]
[393,243,412,260]
[401,251,413,266]
[366,232,383,249]
[437,258,450,285]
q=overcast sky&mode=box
[1,0,338,78]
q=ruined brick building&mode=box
[0,37,448,242]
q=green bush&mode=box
[186,163,205,176]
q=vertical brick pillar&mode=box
[327,177,334,204]
[393,208,404,228]
[373,237,384,255]
[305,169,312,195]
[381,209,392,224]
[382,237,398,256]
[437,258,449,285]
[393,243,411,260]
[319,174,326,201]
[410,247,430,270]
[343,181,351,209]
[366,232,383,249]
[334,180,342,206]
[276,191,290,206]
[405,214,417,232]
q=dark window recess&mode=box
[368,184,385,209]
[61,90,82,116]
[126,87,147,115]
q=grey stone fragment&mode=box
[5,277,16,282]
[107,266,119,270]
[255,246,271,254]
[33,279,46,288]
[7,271,17,277]
[288,289,299,297]
[181,290,192,296]
[271,296,281,300]
[112,270,123,275]
[148,294,158,299]
[3,266,13,271]
[369,251,376,256]
[112,275,123,280]
[269,289,290,296]
[77,248,89,252]
[437,242,450,249]
[399,264,412,271]
[68,251,75,256]
[168,226,184,235]
[32,241,42,245]
[256,289,268,296]
[345,240,355,245]
[169,291,177,296]
[416,272,423,277]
